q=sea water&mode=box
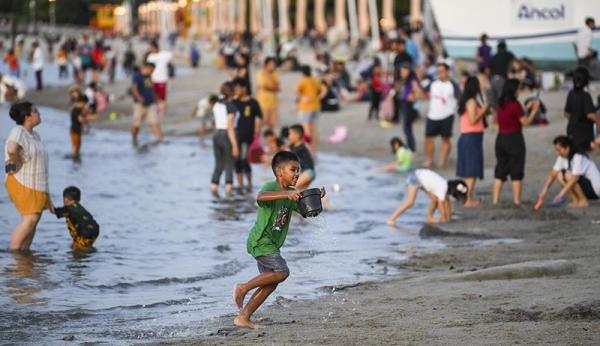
[0,106,443,344]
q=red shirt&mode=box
[371,73,382,92]
[496,100,524,134]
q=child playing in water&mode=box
[54,186,100,250]
[70,95,89,161]
[233,151,325,329]
[373,137,414,173]
[287,124,316,191]
[191,93,217,144]
[387,169,468,225]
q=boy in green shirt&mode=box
[233,151,325,329]
[54,186,99,250]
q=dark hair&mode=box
[288,124,304,137]
[208,94,218,103]
[390,137,404,152]
[279,126,289,139]
[143,62,155,69]
[276,138,285,147]
[553,135,580,162]
[585,17,595,26]
[9,101,34,125]
[150,40,159,50]
[395,38,406,46]
[263,129,275,137]
[264,56,276,65]
[447,179,468,202]
[219,82,233,100]
[458,76,481,114]
[271,151,299,174]
[300,65,311,77]
[63,186,81,202]
[232,77,248,89]
[480,33,488,43]
[573,67,589,90]
[498,79,519,108]
[77,94,89,103]
[497,40,507,51]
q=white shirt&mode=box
[212,101,232,130]
[553,154,600,196]
[414,169,448,201]
[427,79,457,120]
[5,126,49,192]
[146,50,172,83]
[195,97,213,118]
[32,47,44,71]
[576,26,593,59]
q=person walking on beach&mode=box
[576,17,596,66]
[233,78,262,193]
[78,35,94,83]
[492,79,539,206]
[5,102,54,251]
[211,82,239,197]
[477,34,492,74]
[146,41,172,118]
[457,76,489,207]
[396,63,420,151]
[31,42,44,91]
[537,136,600,209]
[368,61,383,121]
[424,62,459,168]
[295,65,324,154]
[123,43,136,76]
[130,62,163,147]
[564,67,597,152]
[232,151,325,329]
[256,57,280,130]
[489,40,515,109]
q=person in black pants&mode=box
[233,78,262,193]
[368,64,383,120]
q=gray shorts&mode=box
[406,172,421,188]
[255,254,289,273]
[298,111,319,124]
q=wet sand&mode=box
[25,62,600,345]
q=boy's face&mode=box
[63,196,76,206]
[277,161,300,188]
[288,130,302,145]
[142,65,153,75]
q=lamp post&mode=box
[48,0,56,28]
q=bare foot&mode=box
[233,283,245,310]
[234,315,264,329]
[570,201,589,208]
[427,217,439,224]
[463,199,480,208]
[386,218,396,226]
[422,161,433,168]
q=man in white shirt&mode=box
[576,17,596,65]
[424,63,459,168]
[146,41,172,117]
[31,41,44,91]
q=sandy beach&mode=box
[24,59,600,345]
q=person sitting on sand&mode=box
[387,169,468,225]
[536,136,600,209]
[373,137,414,173]
[287,124,316,191]
[232,151,326,329]
[54,186,100,250]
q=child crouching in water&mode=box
[387,169,467,225]
[373,137,414,173]
[233,151,325,329]
[54,186,99,250]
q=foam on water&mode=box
[0,106,443,344]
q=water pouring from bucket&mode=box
[298,187,326,218]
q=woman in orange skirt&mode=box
[4,102,53,251]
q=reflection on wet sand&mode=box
[3,251,50,306]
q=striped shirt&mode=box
[4,126,49,192]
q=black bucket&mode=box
[298,188,323,218]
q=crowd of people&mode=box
[2,16,600,331]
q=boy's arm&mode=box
[54,206,67,219]
[258,191,300,202]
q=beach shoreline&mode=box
[25,61,600,345]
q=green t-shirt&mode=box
[396,147,414,173]
[246,181,300,257]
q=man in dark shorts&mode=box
[424,63,459,168]
[232,78,262,192]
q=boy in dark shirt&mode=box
[232,78,262,192]
[70,95,88,161]
[55,186,99,250]
[130,62,162,147]
[288,124,315,191]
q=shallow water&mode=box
[0,106,443,344]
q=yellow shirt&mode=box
[296,77,322,112]
[256,70,279,111]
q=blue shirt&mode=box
[132,72,155,106]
